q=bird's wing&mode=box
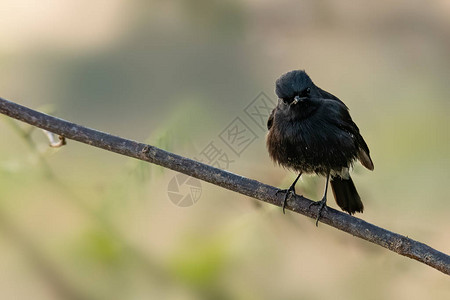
[320,88,374,171]
[318,86,344,103]
[339,111,374,171]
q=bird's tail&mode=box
[330,176,364,215]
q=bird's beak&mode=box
[291,96,301,105]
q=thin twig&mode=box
[0,96,449,275]
[42,129,66,147]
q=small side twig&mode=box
[0,96,449,275]
[42,130,66,148]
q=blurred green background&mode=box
[0,1,449,299]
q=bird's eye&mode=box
[305,88,311,95]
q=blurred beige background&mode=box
[0,1,449,299]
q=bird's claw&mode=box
[276,186,296,214]
[309,197,328,226]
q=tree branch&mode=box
[1,97,449,275]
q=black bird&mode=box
[266,70,373,225]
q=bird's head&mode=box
[275,70,315,104]
[275,70,318,119]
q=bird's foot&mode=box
[276,185,297,214]
[309,197,328,226]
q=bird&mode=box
[266,70,374,225]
